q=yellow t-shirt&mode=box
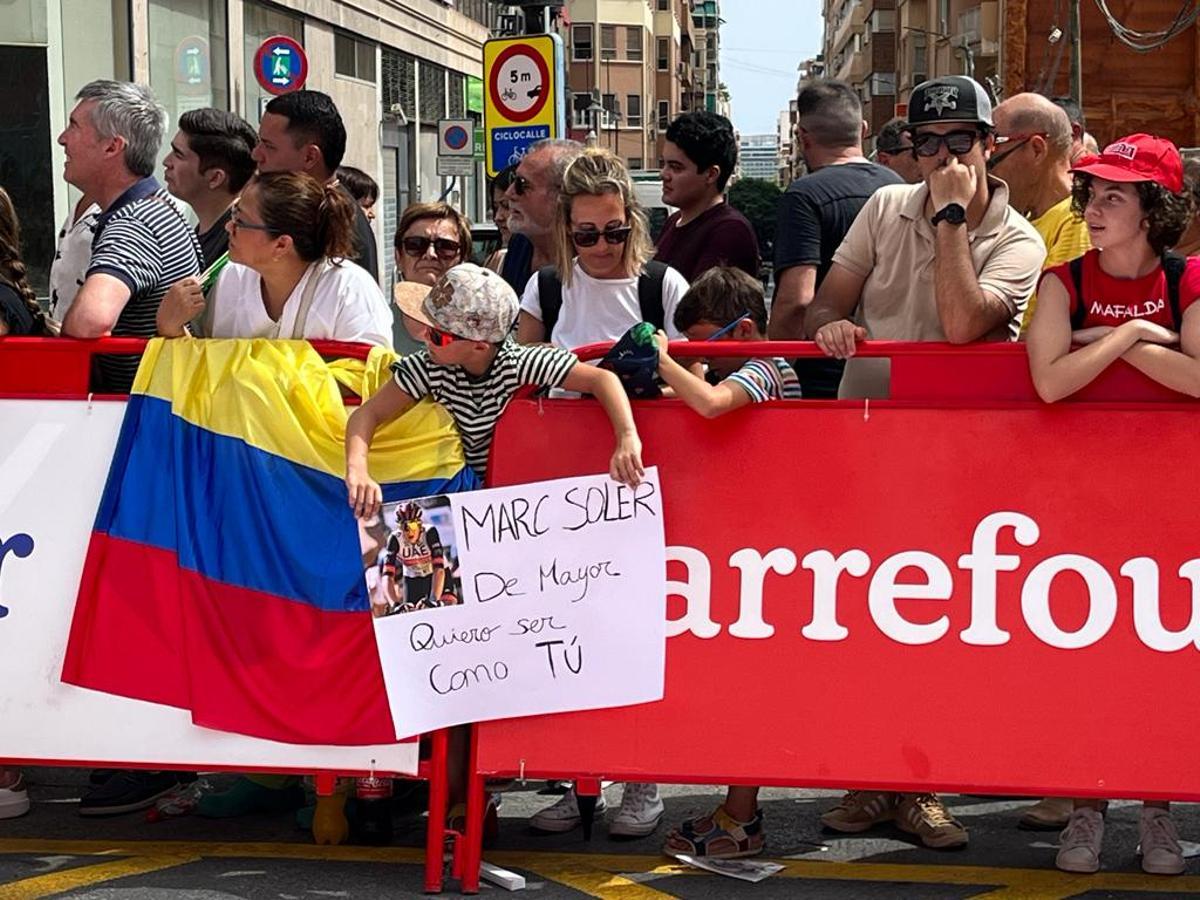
[1019,195,1092,333]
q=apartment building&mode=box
[895,0,999,106]
[739,133,780,182]
[2,0,498,295]
[781,55,826,184]
[564,0,721,171]
[823,0,897,151]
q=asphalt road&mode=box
[3,770,1200,898]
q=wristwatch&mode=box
[931,203,967,227]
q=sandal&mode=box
[663,805,765,859]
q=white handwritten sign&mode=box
[372,469,667,738]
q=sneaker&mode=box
[1018,796,1075,831]
[895,793,969,849]
[79,771,191,817]
[609,782,664,838]
[820,790,898,833]
[530,788,607,833]
[0,776,30,819]
[1139,808,1185,876]
[1056,807,1103,873]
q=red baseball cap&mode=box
[1070,133,1184,194]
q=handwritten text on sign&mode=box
[372,469,667,739]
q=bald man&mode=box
[990,93,1091,333]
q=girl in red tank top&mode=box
[1025,134,1196,877]
[1026,133,1200,403]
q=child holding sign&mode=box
[654,266,800,860]
[346,262,644,516]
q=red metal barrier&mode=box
[458,340,1200,892]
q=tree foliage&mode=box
[727,178,782,257]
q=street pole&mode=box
[1069,0,1082,106]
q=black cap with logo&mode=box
[906,76,994,128]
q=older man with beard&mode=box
[499,138,583,295]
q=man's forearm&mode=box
[933,224,1008,343]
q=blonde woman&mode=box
[516,147,688,350]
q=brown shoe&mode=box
[819,790,898,833]
[895,793,968,849]
[1018,796,1074,831]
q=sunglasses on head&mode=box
[572,226,632,247]
[912,129,981,157]
[401,236,462,260]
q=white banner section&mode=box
[373,469,667,739]
[0,399,417,774]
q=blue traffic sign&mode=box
[489,124,551,170]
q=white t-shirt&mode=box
[207,259,393,346]
[48,201,101,319]
[519,259,689,351]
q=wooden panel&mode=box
[1020,0,1199,147]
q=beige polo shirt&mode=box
[831,177,1046,398]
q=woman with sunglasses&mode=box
[516,148,688,353]
[157,171,391,344]
[394,201,471,287]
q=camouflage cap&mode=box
[392,263,519,343]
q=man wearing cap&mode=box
[875,117,922,184]
[805,75,1046,401]
[990,93,1091,340]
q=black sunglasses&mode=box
[401,236,462,261]
[572,226,632,247]
[513,174,533,196]
[912,130,981,157]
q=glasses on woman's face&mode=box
[229,203,275,234]
[401,236,462,261]
[571,226,632,247]
[912,129,981,157]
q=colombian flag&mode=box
[62,339,478,745]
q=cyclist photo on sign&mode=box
[375,498,461,616]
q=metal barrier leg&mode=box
[424,729,449,894]
[459,724,485,894]
[575,777,602,841]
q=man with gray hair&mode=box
[59,79,201,394]
[500,138,583,294]
[769,79,904,397]
[990,92,1090,336]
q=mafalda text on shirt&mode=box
[667,511,1200,652]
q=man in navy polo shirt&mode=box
[60,80,202,394]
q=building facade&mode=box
[4,0,496,294]
[895,0,999,107]
[823,0,898,152]
[564,0,722,171]
[738,132,779,181]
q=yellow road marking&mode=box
[0,840,1197,897]
[0,854,198,900]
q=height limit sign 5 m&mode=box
[484,34,565,177]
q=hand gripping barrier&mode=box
[457,338,1200,893]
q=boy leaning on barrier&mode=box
[651,266,799,860]
[345,262,645,830]
[654,266,802,417]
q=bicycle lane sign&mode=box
[484,34,565,176]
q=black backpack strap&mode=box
[1068,255,1087,330]
[636,260,669,330]
[537,265,563,340]
[1162,252,1186,331]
